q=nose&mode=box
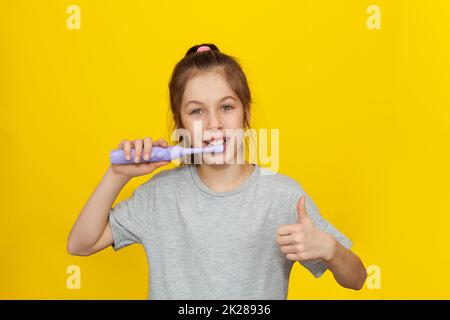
[206,110,222,130]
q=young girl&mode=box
[67,43,367,299]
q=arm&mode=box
[277,194,367,290]
[323,235,367,290]
[67,166,131,256]
[68,137,170,256]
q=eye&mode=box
[189,108,203,115]
[222,104,234,111]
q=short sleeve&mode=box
[288,182,353,278]
[108,182,151,251]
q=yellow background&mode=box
[1,0,449,299]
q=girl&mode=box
[67,43,367,299]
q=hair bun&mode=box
[185,43,220,57]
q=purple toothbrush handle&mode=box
[110,146,179,164]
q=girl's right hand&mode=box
[110,137,170,179]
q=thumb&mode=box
[297,195,311,224]
[145,160,170,172]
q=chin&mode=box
[202,150,242,165]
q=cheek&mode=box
[225,108,245,128]
[180,122,205,145]
[179,114,189,129]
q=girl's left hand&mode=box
[276,196,338,262]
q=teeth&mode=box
[211,139,224,146]
[205,138,225,146]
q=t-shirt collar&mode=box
[188,163,260,197]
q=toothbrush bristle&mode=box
[205,143,224,153]
[201,137,226,153]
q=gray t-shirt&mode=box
[108,163,352,299]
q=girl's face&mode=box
[179,70,247,165]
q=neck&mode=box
[196,162,255,193]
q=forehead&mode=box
[182,71,236,105]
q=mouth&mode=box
[202,137,228,152]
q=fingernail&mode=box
[144,153,149,160]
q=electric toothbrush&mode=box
[109,142,225,165]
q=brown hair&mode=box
[168,43,252,133]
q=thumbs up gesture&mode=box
[276,195,337,262]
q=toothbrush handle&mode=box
[110,147,174,164]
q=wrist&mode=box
[106,166,132,185]
[322,233,339,264]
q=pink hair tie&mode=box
[197,45,211,52]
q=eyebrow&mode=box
[184,95,237,108]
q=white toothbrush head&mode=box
[204,140,225,153]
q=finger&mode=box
[286,253,300,261]
[279,245,298,254]
[134,139,143,163]
[276,234,295,246]
[123,140,132,161]
[297,195,311,224]
[153,138,168,148]
[143,137,153,161]
[276,224,299,236]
